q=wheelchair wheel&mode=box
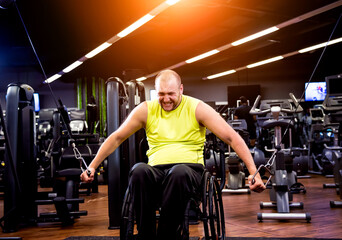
[121,188,135,240]
[202,172,226,240]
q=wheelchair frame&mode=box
[120,169,226,240]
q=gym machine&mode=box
[250,93,311,222]
[1,84,87,233]
[306,107,334,175]
[223,119,251,194]
[106,77,146,229]
[204,132,226,192]
[0,123,5,196]
[321,74,342,208]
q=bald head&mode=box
[155,69,182,87]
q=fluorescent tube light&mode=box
[166,0,180,5]
[185,49,220,63]
[231,26,279,46]
[117,14,155,38]
[42,0,180,84]
[63,61,83,73]
[204,36,342,81]
[207,69,236,79]
[85,42,112,58]
[144,2,342,80]
[247,56,284,68]
[45,74,62,83]
[136,77,147,81]
[298,37,342,53]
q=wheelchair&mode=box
[120,143,226,240]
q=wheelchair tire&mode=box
[202,172,226,240]
[120,170,226,239]
[121,188,135,240]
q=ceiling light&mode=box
[43,1,181,84]
[85,42,112,58]
[247,56,283,68]
[142,2,342,80]
[63,61,83,73]
[203,37,342,80]
[298,37,342,53]
[185,49,220,63]
[44,74,62,84]
[136,77,147,81]
[166,0,180,5]
[231,26,279,46]
[117,14,155,38]
[206,69,236,79]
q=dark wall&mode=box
[1,48,340,110]
[38,85,76,109]
[144,52,340,108]
[144,59,335,107]
[0,71,76,110]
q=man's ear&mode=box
[180,84,184,94]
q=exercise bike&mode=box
[321,74,342,208]
[250,93,311,222]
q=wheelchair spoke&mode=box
[214,178,226,240]
[121,189,135,240]
[209,176,218,239]
[202,171,211,238]
[204,175,226,240]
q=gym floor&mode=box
[1,174,341,240]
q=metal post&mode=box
[126,81,136,169]
[106,80,122,229]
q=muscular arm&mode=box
[81,102,148,182]
[196,101,265,192]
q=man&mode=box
[81,70,265,240]
[234,96,257,147]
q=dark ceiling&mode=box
[0,0,342,92]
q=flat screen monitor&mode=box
[326,74,342,95]
[304,82,326,101]
[33,92,40,112]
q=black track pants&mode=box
[128,162,204,240]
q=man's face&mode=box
[155,78,183,112]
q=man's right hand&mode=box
[80,167,95,183]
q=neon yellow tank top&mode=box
[146,95,206,166]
